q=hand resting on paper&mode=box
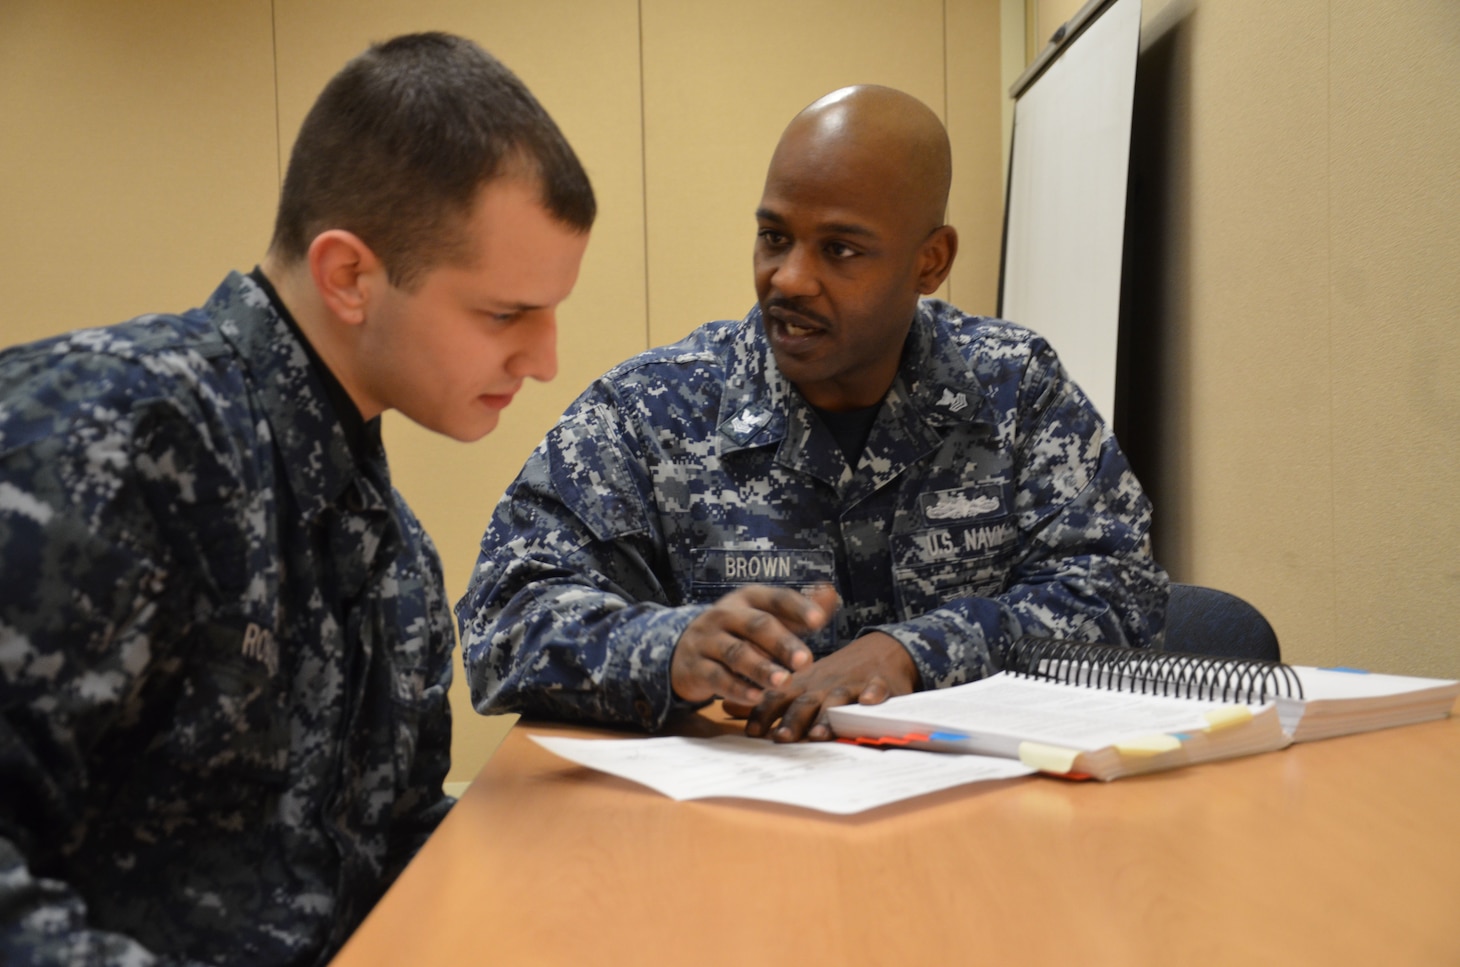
[724,631,921,743]
[670,583,837,707]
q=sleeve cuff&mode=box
[869,596,1020,689]
[602,603,708,730]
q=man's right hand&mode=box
[670,584,837,706]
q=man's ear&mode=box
[307,230,383,327]
[915,225,959,295]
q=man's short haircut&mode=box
[270,32,595,290]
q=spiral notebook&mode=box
[825,638,1459,781]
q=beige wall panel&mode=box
[1033,0,1089,50]
[1140,0,1458,677]
[0,0,276,346]
[1141,0,1337,664]
[639,0,950,347]
[272,0,647,782]
[1328,0,1460,679]
[945,0,1007,316]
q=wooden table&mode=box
[333,708,1460,966]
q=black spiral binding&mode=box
[1004,637,1305,704]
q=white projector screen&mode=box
[999,0,1142,421]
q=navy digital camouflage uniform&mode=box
[459,299,1167,731]
[0,271,454,966]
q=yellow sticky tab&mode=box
[1018,741,1082,774]
[1203,706,1253,732]
[1114,733,1183,757]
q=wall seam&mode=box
[1324,0,1338,660]
[943,0,952,306]
[637,0,652,352]
[270,0,282,189]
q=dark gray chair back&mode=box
[1164,583,1281,661]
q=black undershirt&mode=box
[811,401,883,467]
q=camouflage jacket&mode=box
[459,300,1167,731]
[0,272,454,966]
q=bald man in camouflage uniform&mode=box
[459,85,1166,743]
[0,34,593,966]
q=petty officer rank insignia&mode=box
[936,388,969,412]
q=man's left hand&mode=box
[723,631,919,742]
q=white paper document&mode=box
[529,733,1035,815]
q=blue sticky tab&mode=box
[1322,666,1370,674]
[930,731,971,742]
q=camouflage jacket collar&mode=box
[715,305,795,452]
[898,299,1001,430]
[206,271,391,522]
[716,300,997,500]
